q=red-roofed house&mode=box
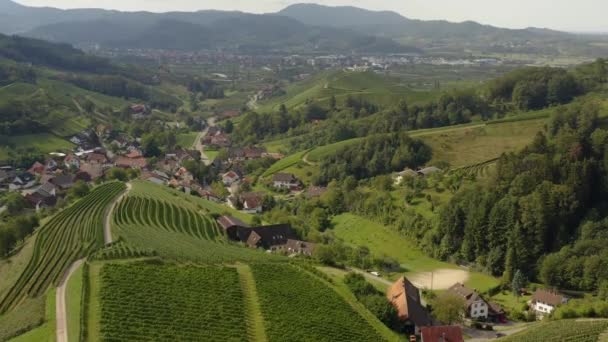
[115,156,147,169]
[421,326,464,342]
[28,162,45,175]
[222,171,241,186]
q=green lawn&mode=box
[176,132,198,148]
[66,263,84,342]
[331,213,499,292]
[204,150,219,161]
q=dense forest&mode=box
[317,133,431,183]
[429,101,608,291]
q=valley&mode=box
[1,1,608,341]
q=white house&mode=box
[272,173,299,190]
[447,283,489,320]
[530,289,568,318]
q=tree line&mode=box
[430,100,608,292]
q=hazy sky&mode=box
[13,0,607,32]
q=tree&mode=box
[431,293,466,324]
[512,269,527,296]
[360,295,399,327]
[309,208,330,232]
[69,181,90,198]
[329,95,337,110]
[5,193,28,215]
[107,168,128,182]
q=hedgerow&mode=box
[99,263,247,341]
[250,263,385,341]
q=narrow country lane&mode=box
[104,182,132,245]
[193,117,216,166]
[55,259,85,342]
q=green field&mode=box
[176,132,198,148]
[0,182,125,313]
[66,263,83,342]
[262,150,309,177]
[0,134,75,161]
[7,290,55,342]
[251,263,387,341]
[98,263,248,341]
[258,70,438,112]
[331,213,499,292]
[499,319,608,342]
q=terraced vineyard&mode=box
[99,263,247,341]
[112,190,274,263]
[0,182,125,313]
[92,241,156,261]
[114,197,224,242]
[499,319,608,342]
[452,158,499,178]
[250,263,385,342]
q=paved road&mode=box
[193,117,216,166]
[55,259,85,342]
[104,183,131,245]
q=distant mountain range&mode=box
[0,0,604,55]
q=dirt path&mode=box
[408,268,469,290]
[346,267,393,287]
[193,117,216,166]
[104,182,131,245]
[236,264,268,342]
[55,258,85,342]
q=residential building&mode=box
[272,173,300,190]
[530,289,568,318]
[240,192,264,214]
[28,162,45,176]
[10,172,36,190]
[446,283,489,320]
[217,215,250,240]
[235,224,299,250]
[420,326,464,342]
[51,174,75,191]
[387,277,432,335]
[64,154,80,169]
[418,166,442,177]
[222,171,241,186]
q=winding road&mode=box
[104,182,132,245]
[193,117,216,166]
[55,259,85,342]
[56,182,131,342]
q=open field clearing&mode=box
[331,214,499,292]
[251,263,387,341]
[498,319,608,342]
[0,182,125,314]
[98,263,247,341]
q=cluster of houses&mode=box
[387,275,571,340]
[216,215,315,256]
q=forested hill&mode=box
[0,34,185,166]
[431,101,608,292]
[0,0,606,54]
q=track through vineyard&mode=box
[0,182,125,313]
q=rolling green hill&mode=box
[258,70,438,112]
